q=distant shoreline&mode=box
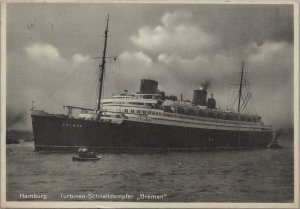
[6,130,33,142]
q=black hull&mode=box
[32,115,273,151]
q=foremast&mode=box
[96,14,109,114]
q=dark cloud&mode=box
[190,5,294,49]
[6,3,294,130]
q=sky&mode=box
[6,3,294,130]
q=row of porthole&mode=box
[124,109,162,116]
[62,123,83,128]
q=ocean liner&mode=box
[31,16,275,151]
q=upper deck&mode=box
[98,92,264,125]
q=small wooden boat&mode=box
[72,156,101,161]
[72,147,101,161]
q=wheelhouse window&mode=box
[143,95,152,99]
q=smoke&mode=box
[199,80,211,91]
[6,108,27,130]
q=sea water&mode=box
[6,139,294,202]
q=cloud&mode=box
[247,41,292,67]
[25,42,90,65]
[245,40,293,89]
[161,11,192,27]
[105,51,160,95]
[126,10,293,128]
[111,49,237,104]
[25,42,62,62]
[72,54,89,64]
[131,11,219,57]
[115,38,293,128]
[8,5,294,130]
[119,51,152,67]
[8,42,97,130]
[244,41,293,128]
[158,51,240,87]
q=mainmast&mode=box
[96,14,109,113]
[237,61,244,113]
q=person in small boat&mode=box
[77,147,96,158]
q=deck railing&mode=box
[160,112,260,126]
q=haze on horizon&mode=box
[6,3,294,130]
